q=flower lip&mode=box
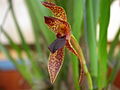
[48,36,66,53]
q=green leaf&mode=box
[84,0,98,82]
[72,0,83,40]
[8,0,43,79]
[98,0,110,88]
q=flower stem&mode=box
[70,34,93,89]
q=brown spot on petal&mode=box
[42,2,67,21]
[48,48,64,83]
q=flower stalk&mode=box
[70,35,93,89]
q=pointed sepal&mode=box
[41,1,67,21]
[48,48,64,83]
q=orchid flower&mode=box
[41,1,83,84]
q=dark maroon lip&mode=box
[48,37,66,53]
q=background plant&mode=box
[0,0,120,90]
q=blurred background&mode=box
[0,0,120,90]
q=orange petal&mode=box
[44,16,69,37]
[41,2,67,21]
[48,48,64,83]
[66,40,78,56]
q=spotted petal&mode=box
[48,48,64,83]
[42,2,67,21]
[44,16,70,37]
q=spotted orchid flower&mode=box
[41,2,83,84]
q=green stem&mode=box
[85,0,98,81]
[71,54,80,90]
[71,35,93,89]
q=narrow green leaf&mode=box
[0,27,21,55]
[92,0,100,25]
[8,0,43,79]
[92,0,100,36]
[84,0,98,82]
[9,0,33,60]
[71,54,80,90]
[72,0,83,40]
[98,0,110,88]
[71,0,83,89]
[25,0,43,57]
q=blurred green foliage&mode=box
[0,0,120,90]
